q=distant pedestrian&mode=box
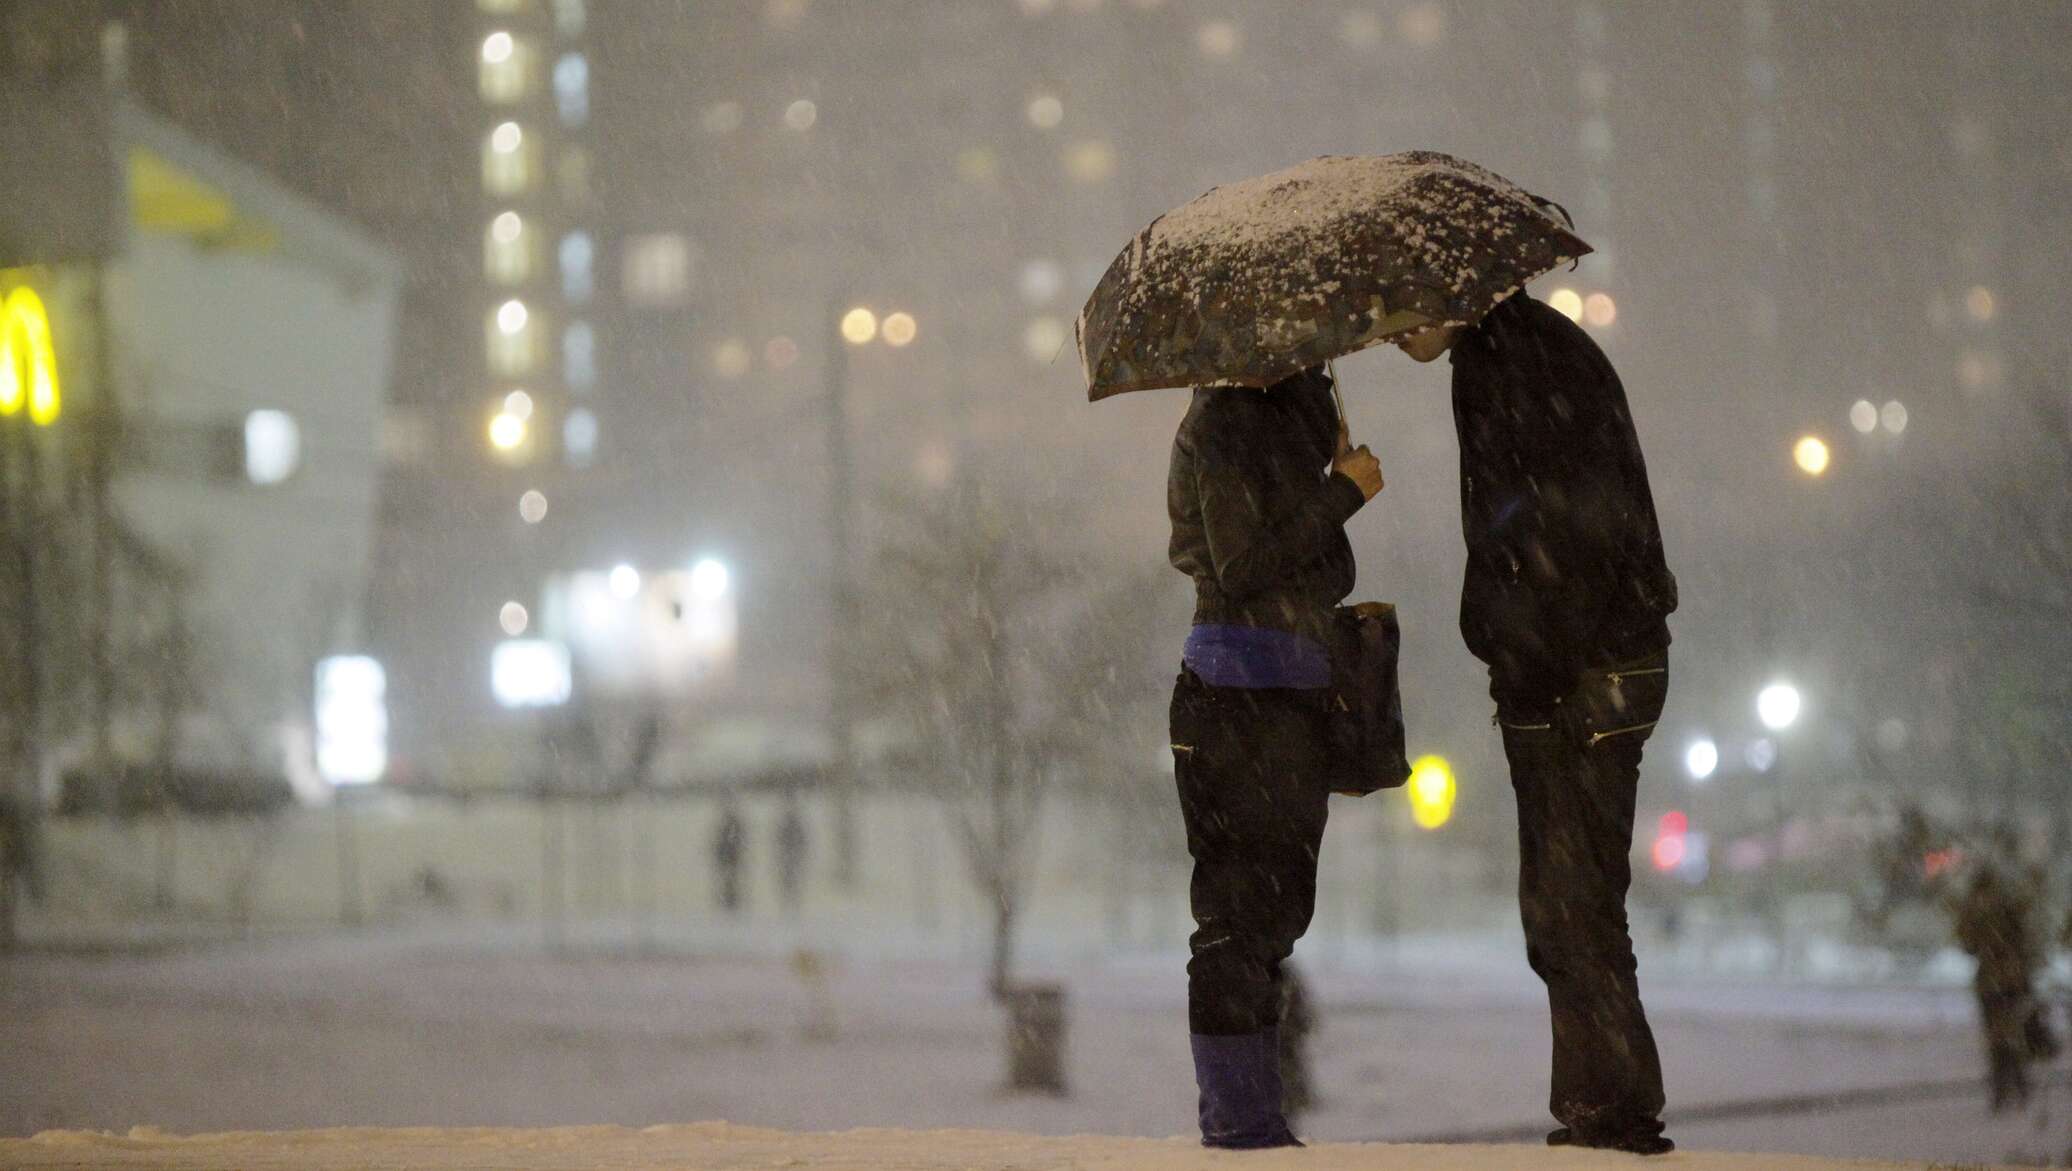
[713,800,747,915]
[1391,289,1679,1156]
[775,799,809,912]
[1953,853,2049,1112]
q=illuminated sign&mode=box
[0,285,61,425]
[315,655,388,785]
[1407,754,1457,830]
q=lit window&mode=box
[564,407,599,467]
[551,0,585,35]
[485,212,531,284]
[1197,20,1240,59]
[713,340,752,379]
[563,320,597,390]
[488,302,540,377]
[483,122,537,196]
[559,231,594,302]
[1063,139,1116,184]
[553,53,589,127]
[479,33,531,104]
[557,146,591,204]
[1399,1,1446,46]
[1026,95,1063,129]
[244,410,301,485]
[624,233,692,307]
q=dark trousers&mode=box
[1171,669,1331,1036]
[1497,652,1669,1137]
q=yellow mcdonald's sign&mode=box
[1,285,62,426]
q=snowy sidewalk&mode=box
[0,1123,1996,1170]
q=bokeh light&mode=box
[841,307,879,344]
[1023,316,1068,362]
[783,99,817,131]
[609,564,641,600]
[1197,20,1241,59]
[1025,95,1063,129]
[1685,738,1718,782]
[482,32,514,64]
[1880,400,1908,434]
[1548,288,1584,322]
[488,411,526,451]
[499,601,529,636]
[713,339,753,378]
[1757,682,1802,731]
[1583,292,1617,327]
[1849,400,1877,433]
[502,389,533,420]
[690,558,731,601]
[881,311,917,347]
[1407,754,1456,830]
[496,298,529,335]
[518,489,548,524]
[1793,435,1830,475]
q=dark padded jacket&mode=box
[1168,367,1369,647]
[1449,292,1677,708]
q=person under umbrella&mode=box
[1085,151,1596,1149]
[1392,287,1679,1156]
[1166,362,1382,1148]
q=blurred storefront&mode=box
[1,95,402,809]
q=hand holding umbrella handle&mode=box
[1334,444,1385,501]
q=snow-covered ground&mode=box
[0,1122,2015,1171]
[3,921,2066,1167]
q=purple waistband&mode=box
[1183,624,1331,690]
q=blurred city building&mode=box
[3,2,2065,838]
[0,85,400,807]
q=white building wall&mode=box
[107,222,399,790]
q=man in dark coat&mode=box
[1953,851,2051,1112]
[1396,291,1679,1155]
[1166,364,1383,1148]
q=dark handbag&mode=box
[1325,603,1411,795]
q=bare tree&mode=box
[854,474,1085,999]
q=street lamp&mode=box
[1406,754,1456,831]
[1792,436,1830,476]
[1754,680,1803,974]
[1684,737,1719,783]
[1757,682,1801,730]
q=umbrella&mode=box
[1077,151,1590,401]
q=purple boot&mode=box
[1191,1030,1302,1149]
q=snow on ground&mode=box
[2,924,2065,1167]
[0,1123,1997,1171]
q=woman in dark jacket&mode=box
[1166,364,1382,1148]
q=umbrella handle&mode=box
[1327,359,1349,444]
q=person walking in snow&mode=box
[1166,363,1384,1149]
[713,799,747,915]
[775,798,809,912]
[1393,289,1679,1155]
[1953,849,2050,1112]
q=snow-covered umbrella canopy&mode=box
[1077,151,1592,401]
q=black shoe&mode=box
[1550,1126,1675,1156]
